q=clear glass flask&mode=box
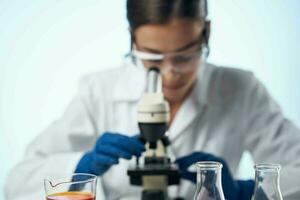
[194,161,225,200]
[252,164,283,200]
[44,173,97,200]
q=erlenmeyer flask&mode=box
[194,161,225,200]
[252,164,283,200]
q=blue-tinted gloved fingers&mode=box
[237,180,255,199]
[98,133,145,156]
[181,171,197,183]
[175,153,197,170]
[88,153,119,175]
[176,152,211,169]
[175,152,227,170]
[74,152,93,174]
[92,152,119,165]
[90,161,110,175]
[74,152,115,176]
[75,132,146,177]
[96,144,132,160]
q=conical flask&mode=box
[194,161,225,200]
[252,164,283,200]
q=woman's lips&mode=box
[163,83,185,91]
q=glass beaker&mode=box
[194,161,225,200]
[252,164,283,200]
[44,173,97,200]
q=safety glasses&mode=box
[125,44,208,74]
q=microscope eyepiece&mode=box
[146,67,161,93]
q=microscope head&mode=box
[127,67,181,192]
[137,67,170,149]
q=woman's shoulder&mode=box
[205,63,259,104]
[208,63,254,84]
[81,65,129,84]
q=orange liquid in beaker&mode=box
[46,192,95,200]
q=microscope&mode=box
[127,67,181,200]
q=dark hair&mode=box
[127,0,208,31]
[126,0,209,52]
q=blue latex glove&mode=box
[75,132,145,176]
[175,152,254,200]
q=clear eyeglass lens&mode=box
[130,49,205,73]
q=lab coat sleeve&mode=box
[242,75,300,199]
[4,76,106,200]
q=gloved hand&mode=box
[175,152,254,200]
[75,132,145,176]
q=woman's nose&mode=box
[160,58,178,75]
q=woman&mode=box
[5,0,300,199]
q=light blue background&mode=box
[1,0,300,199]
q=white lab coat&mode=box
[5,62,300,200]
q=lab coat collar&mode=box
[167,63,214,141]
[192,62,214,106]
